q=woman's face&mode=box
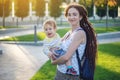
[66,7,81,26]
[44,24,56,38]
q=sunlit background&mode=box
[0,0,120,27]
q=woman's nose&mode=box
[69,15,75,19]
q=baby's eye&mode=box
[49,28,52,30]
[49,27,53,30]
[45,28,48,31]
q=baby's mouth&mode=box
[48,33,52,36]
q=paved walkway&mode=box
[0,28,120,80]
[0,43,48,80]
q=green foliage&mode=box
[79,0,92,7]
[117,0,120,6]
[109,6,118,18]
[94,0,105,7]
[96,6,106,18]
[86,6,93,17]
[0,0,11,17]
[31,42,120,80]
[15,0,29,20]
[79,0,93,17]
[49,0,62,19]
[35,0,45,17]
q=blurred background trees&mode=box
[49,0,62,19]
[0,0,11,27]
[0,0,120,27]
[15,0,29,21]
[34,0,45,24]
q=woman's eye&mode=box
[67,13,71,16]
[73,13,77,16]
[67,13,77,17]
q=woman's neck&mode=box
[71,25,81,32]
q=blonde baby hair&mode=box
[43,19,57,30]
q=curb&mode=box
[0,41,43,46]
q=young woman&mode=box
[50,3,97,80]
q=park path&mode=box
[0,43,48,80]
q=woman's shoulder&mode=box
[72,29,86,43]
[74,29,86,36]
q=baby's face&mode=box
[44,24,56,38]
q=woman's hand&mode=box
[51,54,68,65]
[51,53,57,61]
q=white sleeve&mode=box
[42,41,50,56]
[50,38,61,47]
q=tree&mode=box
[35,0,45,24]
[79,0,93,17]
[95,0,107,20]
[35,0,45,17]
[49,0,62,19]
[15,0,29,20]
[117,0,120,6]
[109,6,118,18]
[0,0,11,27]
[96,4,106,20]
[108,0,118,18]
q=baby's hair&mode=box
[43,19,57,29]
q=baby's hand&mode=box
[48,52,58,61]
[49,47,59,54]
[48,52,53,59]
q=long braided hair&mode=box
[64,3,97,72]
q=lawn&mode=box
[0,26,120,41]
[0,26,23,29]
[31,42,120,80]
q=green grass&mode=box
[31,60,57,80]
[94,42,120,80]
[0,26,22,29]
[0,32,46,41]
[0,27,120,41]
[94,27,120,33]
[90,19,120,23]
[31,42,120,80]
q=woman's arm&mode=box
[52,30,86,65]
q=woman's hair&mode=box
[43,19,57,29]
[65,3,97,71]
